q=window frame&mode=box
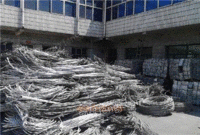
[72,47,87,58]
[125,47,152,59]
[65,1,76,17]
[166,44,200,59]
[4,0,20,7]
[106,0,185,22]
[79,0,103,22]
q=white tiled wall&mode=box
[106,0,200,37]
[0,5,22,28]
[0,5,103,38]
[78,19,103,37]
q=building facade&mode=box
[1,0,200,61]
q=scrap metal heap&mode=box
[0,46,172,135]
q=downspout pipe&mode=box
[16,0,24,36]
[103,0,106,38]
[75,0,79,36]
[21,0,24,28]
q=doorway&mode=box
[106,49,117,64]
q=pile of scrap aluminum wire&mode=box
[0,46,158,135]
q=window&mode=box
[25,0,37,10]
[166,45,200,58]
[80,0,85,4]
[39,0,50,12]
[119,3,125,18]
[146,0,157,11]
[1,42,13,53]
[0,0,2,3]
[80,0,103,22]
[94,1,103,8]
[106,8,111,21]
[86,7,92,20]
[86,0,92,6]
[4,0,20,7]
[80,5,85,18]
[141,47,152,59]
[104,0,185,22]
[65,2,76,17]
[125,48,137,59]
[106,0,111,7]
[72,48,87,58]
[112,6,118,19]
[52,0,63,14]
[135,0,144,14]
[94,8,102,22]
[188,45,200,58]
[125,47,152,59]
[159,0,171,7]
[166,45,187,58]
[173,0,184,4]
[113,0,121,5]
[126,1,133,16]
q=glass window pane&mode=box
[173,0,184,4]
[1,45,6,52]
[80,0,85,4]
[72,48,75,54]
[113,0,121,5]
[106,8,111,21]
[94,8,102,22]
[65,2,76,17]
[25,0,37,10]
[6,43,13,51]
[94,1,103,8]
[119,3,125,17]
[126,1,133,16]
[87,0,92,6]
[39,0,50,12]
[159,0,171,7]
[112,6,118,19]
[80,5,85,18]
[77,49,81,55]
[82,48,87,55]
[141,47,152,59]
[52,0,63,14]
[168,46,187,58]
[106,0,111,7]
[135,0,144,14]
[169,46,187,55]
[5,0,20,7]
[86,7,92,20]
[188,45,200,58]
[146,0,157,11]
[125,48,137,59]
[0,0,2,3]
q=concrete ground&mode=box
[134,107,200,135]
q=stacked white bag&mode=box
[172,80,200,105]
[143,59,168,78]
[169,59,191,80]
[191,59,200,80]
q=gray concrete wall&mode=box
[1,31,99,59]
[109,25,200,59]
[106,0,200,37]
